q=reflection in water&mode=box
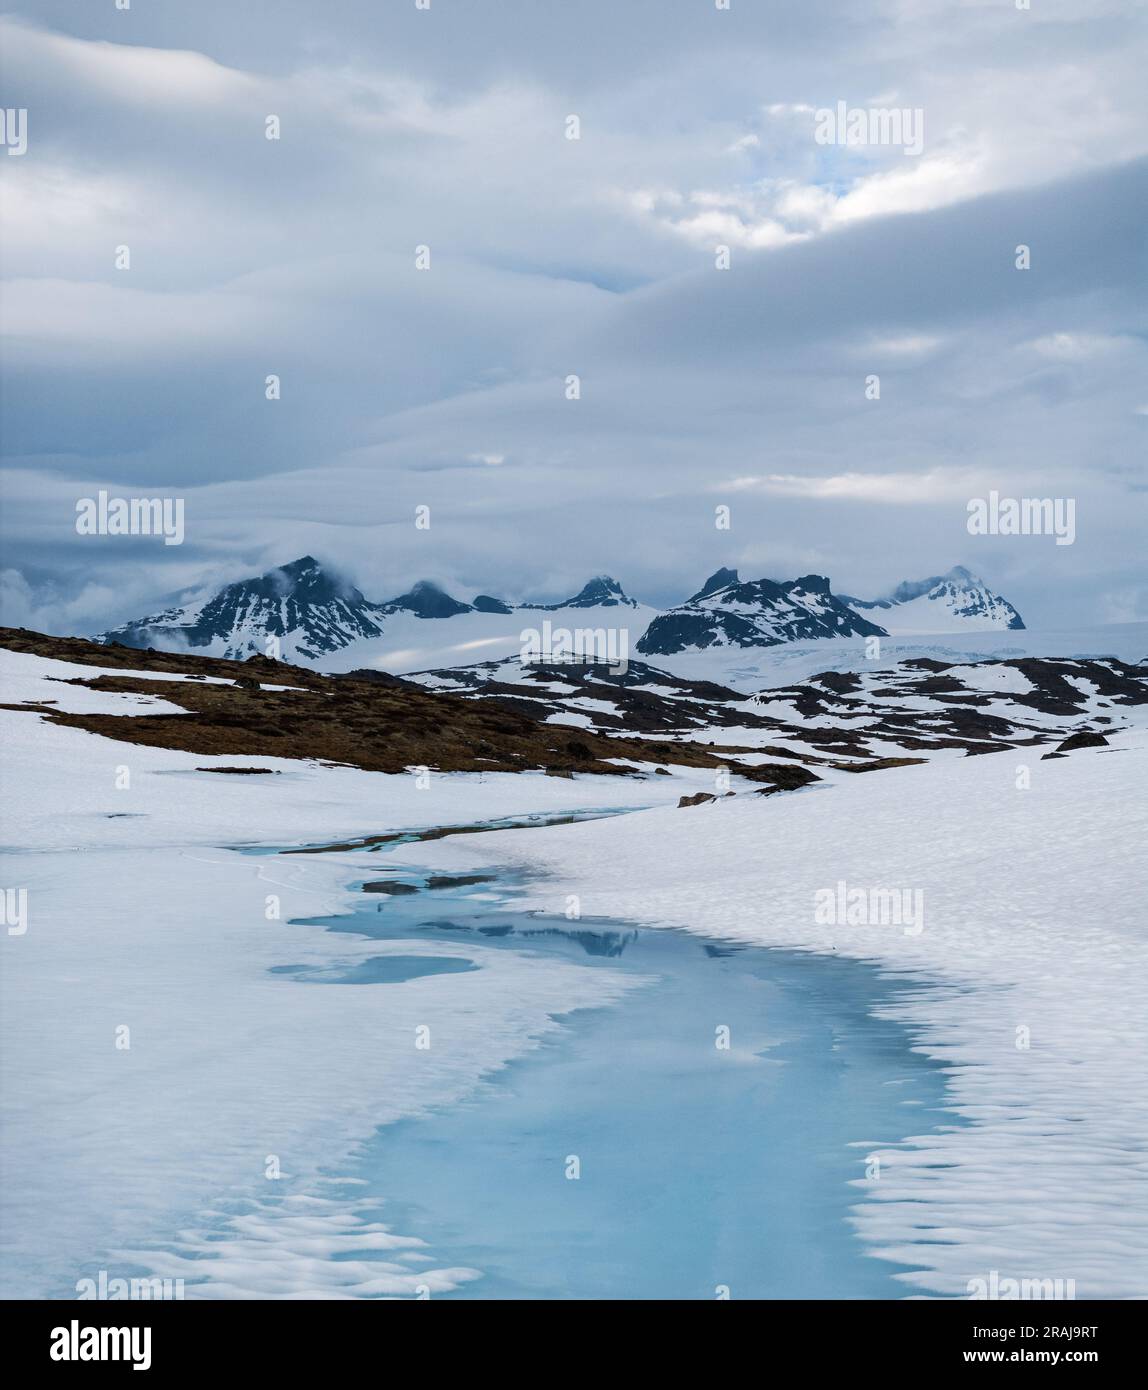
[238,843,959,1299]
[374,911,639,958]
[305,868,960,1298]
[703,941,746,958]
[515,926,639,958]
[272,954,478,985]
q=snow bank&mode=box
[0,648,713,855]
[1,648,700,1297]
[0,836,648,1297]
[399,735,1148,1297]
[4,644,1144,1298]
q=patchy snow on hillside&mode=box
[657,622,1148,692]
[0,647,714,853]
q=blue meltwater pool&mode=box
[272,844,958,1300]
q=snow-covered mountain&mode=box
[519,575,639,611]
[636,569,886,656]
[841,565,1024,634]
[95,556,394,662]
[96,557,652,667]
[95,556,1026,671]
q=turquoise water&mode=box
[280,853,957,1300]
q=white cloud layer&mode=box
[1,4,1145,628]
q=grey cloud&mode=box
[1,5,1146,634]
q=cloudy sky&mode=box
[1,0,1145,633]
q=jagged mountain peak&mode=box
[791,573,833,592]
[259,555,364,604]
[279,554,320,575]
[386,580,473,619]
[638,570,885,656]
[95,555,1025,669]
[887,564,980,605]
[472,593,514,615]
[692,567,740,601]
[843,565,1024,632]
[97,554,389,661]
[522,575,639,611]
[569,575,635,607]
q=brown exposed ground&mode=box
[0,626,817,789]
